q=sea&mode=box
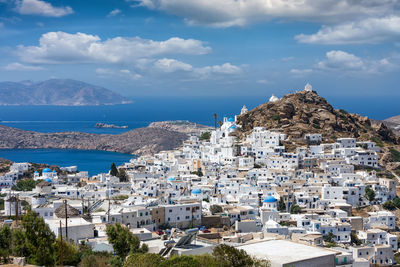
[0,96,398,175]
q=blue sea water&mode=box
[0,149,134,176]
[0,96,398,175]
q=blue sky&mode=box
[0,0,400,98]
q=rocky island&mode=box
[0,121,210,155]
[94,123,128,129]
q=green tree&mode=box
[108,256,124,267]
[323,232,336,243]
[110,163,119,177]
[117,168,129,182]
[394,198,400,208]
[277,197,286,212]
[12,179,41,191]
[193,254,221,267]
[106,223,148,259]
[210,205,223,215]
[124,253,164,267]
[200,132,211,141]
[78,252,111,267]
[12,210,56,266]
[365,186,376,202]
[212,244,270,267]
[351,232,362,246]
[54,238,81,266]
[290,204,302,214]
[160,255,201,267]
[0,225,12,263]
[383,200,396,210]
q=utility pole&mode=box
[81,197,84,215]
[15,194,18,223]
[9,192,12,217]
[107,196,111,223]
[59,220,63,267]
[64,199,68,241]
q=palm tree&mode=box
[213,113,217,129]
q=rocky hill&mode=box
[237,90,399,145]
[149,120,213,135]
[0,125,188,155]
[0,79,131,106]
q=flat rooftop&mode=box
[237,239,337,265]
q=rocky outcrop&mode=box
[237,90,399,144]
[0,124,189,155]
[149,120,213,135]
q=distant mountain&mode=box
[0,79,132,106]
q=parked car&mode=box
[155,229,164,235]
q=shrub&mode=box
[389,148,400,162]
[124,253,164,267]
[383,201,396,210]
[200,132,211,141]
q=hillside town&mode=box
[1,84,400,267]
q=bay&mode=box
[0,149,134,176]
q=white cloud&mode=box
[316,50,394,73]
[4,62,45,71]
[96,68,141,80]
[290,68,313,76]
[17,31,211,64]
[152,58,242,79]
[107,9,122,18]
[154,58,193,72]
[296,16,400,45]
[196,63,242,76]
[131,0,398,27]
[15,0,73,17]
